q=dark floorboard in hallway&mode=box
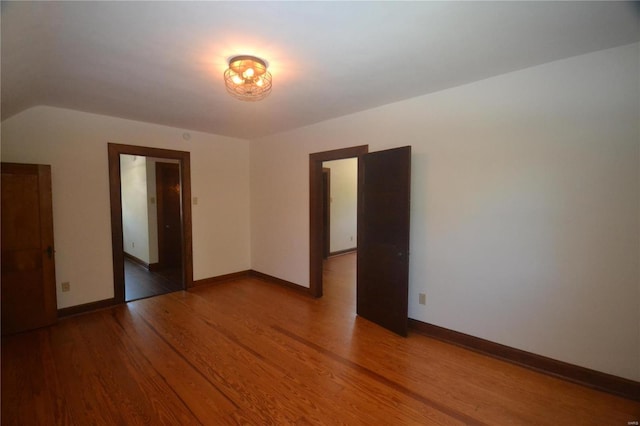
[124,258,182,301]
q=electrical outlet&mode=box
[61,282,71,292]
[132,242,135,248]
[418,293,426,305]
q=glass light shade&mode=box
[224,55,272,101]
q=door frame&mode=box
[108,143,193,304]
[309,145,368,298]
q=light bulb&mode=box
[256,78,264,87]
[244,68,255,78]
[232,75,243,85]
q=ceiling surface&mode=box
[2,1,638,140]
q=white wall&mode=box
[120,154,151,263]
[323,158,357,253]
[251,43,640,381]
[1,106,251,308]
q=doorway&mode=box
[322,159,358,258]
[309,145,368,298]
[318,159,359,309]
[310,145,412,336]
[108,143,193,304]
[119,155,184,301]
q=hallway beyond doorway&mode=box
[322,252,356,310]
[124,258,182,301]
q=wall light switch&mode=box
[149,197,156,204]
[193,197,198,205]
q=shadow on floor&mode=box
[124,258,183,301]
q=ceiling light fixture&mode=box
[224,55,272,101]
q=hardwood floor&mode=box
[2,253,639,424]
[124,258,182,301]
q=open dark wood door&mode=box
[156,162,182,270]
[322,168,331,259]
[1,163,57,334]
[357,146,411,336]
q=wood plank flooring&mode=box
[2,253,639,425]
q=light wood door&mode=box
[1,163,57,334]
[357,146,411,336]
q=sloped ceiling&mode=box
[1,1,638,139]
